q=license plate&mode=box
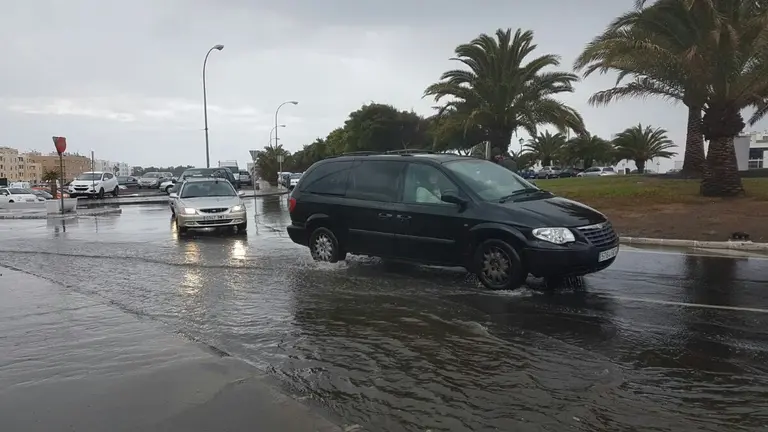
[598,246,619,262]
[202,215,227,221]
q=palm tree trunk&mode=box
[489,128,513,157]
[636,159,646,174]
[681,107,705,178]
[700,137,744,197]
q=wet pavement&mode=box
[0,197,767,432]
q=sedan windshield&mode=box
[76,173,102,181]
[142,173,160,178]
[180,181,236,198]
[444,159,538,201]
[8,188,31,194]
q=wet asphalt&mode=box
[0,196,767,432]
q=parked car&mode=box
[137,172,164,189]
[159,178,177,194]
[288,173,302,189]
[536,166,562,179]
[173,168,239,193]
[0,187,42,203]
[27,189,53,200]
[518,169,536,180]
[577,167,618,177]
[238,170,252,186]
[117,176,139,188]
[280,173,292,188]
[558,167,583,178]
[67,171,120,198]
[169,178,247,235]
[286,153,619,290]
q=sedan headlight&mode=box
[230,204,244,212]
[532,227,575,245]
[182,207,197,215]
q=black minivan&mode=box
[286,152,619,290]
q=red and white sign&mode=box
[52,136,67,154]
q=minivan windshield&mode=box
[180,181,236,198]
[445,159,538,201]
[76,173,102,181]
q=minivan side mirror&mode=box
[441,190,467,207]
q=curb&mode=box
[0,208,122,220]
[620,236,768,251]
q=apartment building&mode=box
[26,153,91,183]
[0,147,42,183]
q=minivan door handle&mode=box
[378,212,393,219]
[396,215,411,222]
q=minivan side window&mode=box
[346,160,404,202]
[403,163,456,205]
[302,161,353,196]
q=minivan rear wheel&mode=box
[309,227,341,263]
[474,239,526,290]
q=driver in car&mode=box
[416,171,444,204]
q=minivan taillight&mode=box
[288,197,296,213]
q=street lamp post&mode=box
[202,44,224,168]
[269,124,286,148]
[274,101,298,153]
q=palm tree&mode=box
[523,131,567,166]
[613,124,677,173]
[573,0,708,178]
[564,134,616,168]
[424,28,585,154]
[41,168,60,197]
[254,144,290,186]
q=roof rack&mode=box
[341,151,381,156]
[385,149,435,155]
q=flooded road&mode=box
[1,197,767,431]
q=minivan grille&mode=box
[199,208,228,214]
[577,221,618,248]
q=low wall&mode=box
[0,201,46,210]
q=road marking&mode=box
[620,248,768,260]
[603,294,768,314]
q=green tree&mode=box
[523,131,567,166]
[41,168,60,197]
[563,134,616,168]
[612,124,676,173]
[424,28,585,154]
[254,145,290,185]
[574,0,708,177]
[429,107,487,155]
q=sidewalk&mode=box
[0,267,342,432]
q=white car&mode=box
[68,171,120,198]
[169,178,247,234]
[159,179,177,194]
[0,187,41,203]
[577,167,618,177]
[289,173,302,189]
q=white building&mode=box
[737,130,768,169]
[91,159,132,176]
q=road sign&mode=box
[277,155,285,163]
[52,136,67,154]
[249,150,259,160]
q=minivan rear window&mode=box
[301,161,353,196]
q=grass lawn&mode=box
[534,176,768,242]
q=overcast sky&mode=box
[3,0,763,170]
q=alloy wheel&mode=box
[311,233,334,261]
[481,246,512,285]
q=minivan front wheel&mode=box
[474,239,526,290]
[309,227,341,263]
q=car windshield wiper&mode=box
[498,188,542,203]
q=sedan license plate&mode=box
[202,215,227,221]
[598,246,619,262]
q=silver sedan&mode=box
[169,179,247,235]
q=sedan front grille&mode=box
[577,221,618,248]
[199,208,228,214]
[197,219,233,225]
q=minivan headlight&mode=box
[532,227,575,244]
